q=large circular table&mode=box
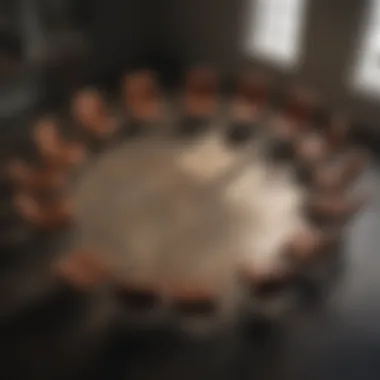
[69,129,308,331]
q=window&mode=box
[352,0,380,95]
[245,0,308,68]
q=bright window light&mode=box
[245,0,308,68]
[352,0,380,95]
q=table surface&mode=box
[72,132,305,315]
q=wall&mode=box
[153,0,379,130]
[54,0,380,131]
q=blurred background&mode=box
[3,0,380,131]
[0,1,380,379]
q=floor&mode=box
[0,148,379,379]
